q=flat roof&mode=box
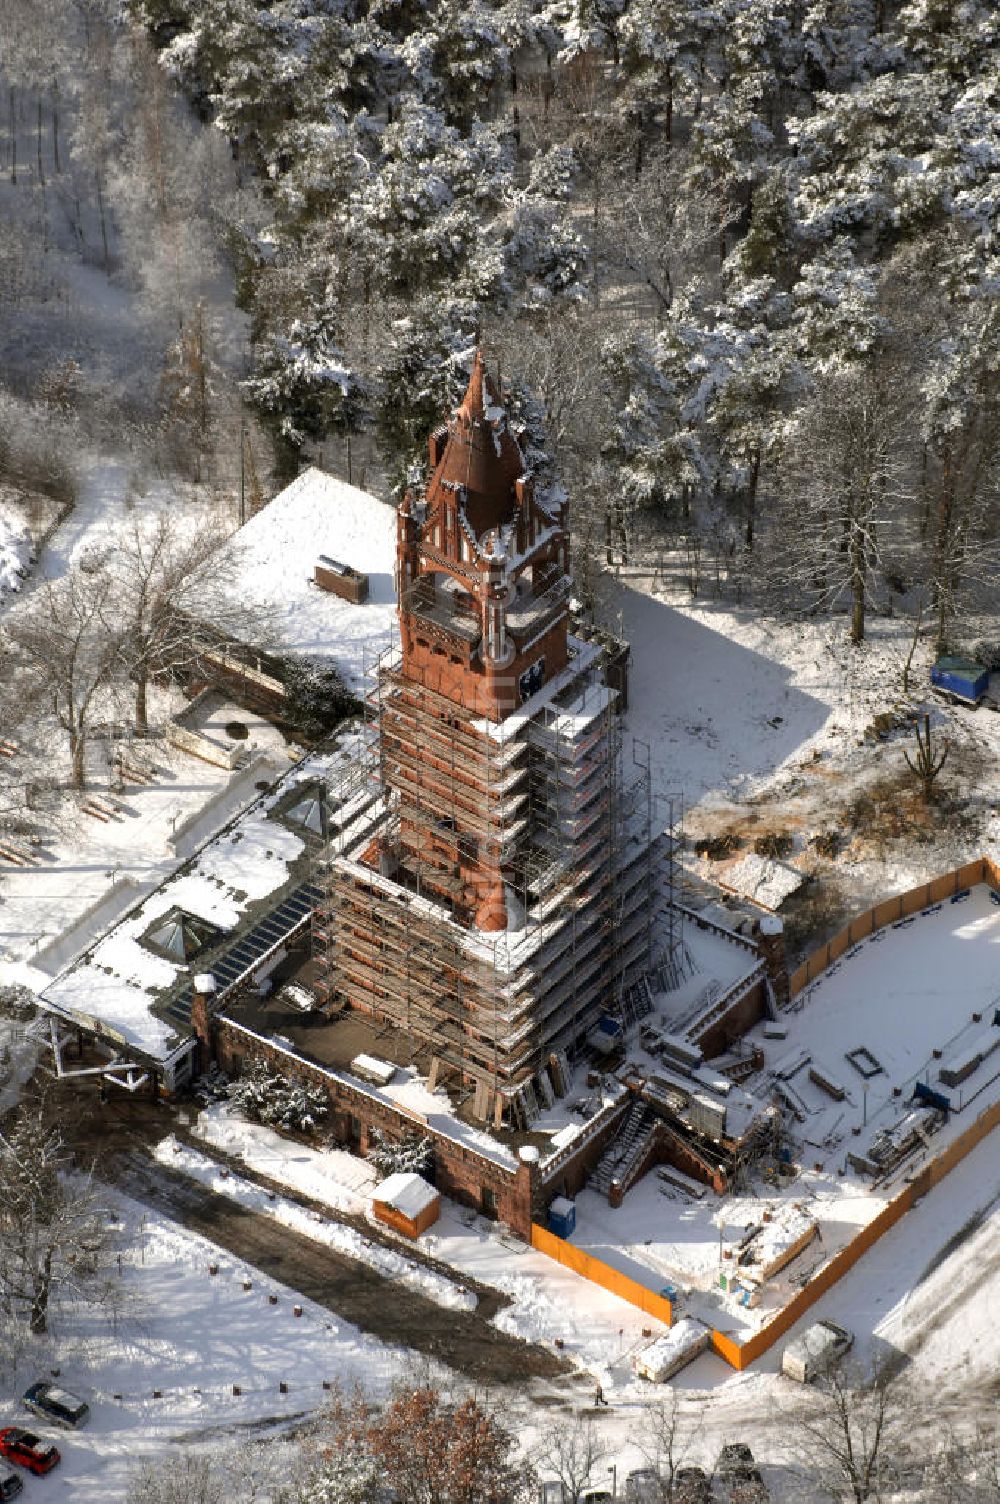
[188,467,398,694]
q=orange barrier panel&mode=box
[790,858,991,999]
[531,1223,673,1326]
[710,1094,1000,1370]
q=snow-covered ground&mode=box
[155,1134,476,1312]
[612,571,1000,911]
[0,1194,428,1504]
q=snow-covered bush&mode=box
[366,1128,433,1178]
[229,1057,329,1135]
[973,641,1000,672]
[283,661,359,741]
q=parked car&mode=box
[781,1320,854,1384]
[0,1429,61,1476]
[674,1465,711,1503]
[625,1467,662,1503]
[22,1381,90,1430]
[0,1469,24,1501]
[539,1485,570,1504]
[578,1491,614,1504]
[717,1444,768,1502]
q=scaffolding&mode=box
[310,634,669,1129]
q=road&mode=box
[48,1082,567,1386]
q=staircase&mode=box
[618,976,655,1028]
[588,1100,656,1196]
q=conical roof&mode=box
[425,351,526,537]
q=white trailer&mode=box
[632,1319,710,1382]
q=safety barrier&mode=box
[788,857,997,996]
[530,1223,673,1326]
[711,1091,1000,1369]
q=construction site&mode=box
[309,353,670,1132]
[30,356,1000,1381]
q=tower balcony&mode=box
[506,573,570,643]
[403,576,482,655]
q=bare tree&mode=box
[0,1099,116,1335]
[903,713,949,805]
[106,510,230,738]
[532,1415,609,1501]
[788,1359,910,1503]
[928,1425,1000,1503]
[3,566,120,789]
[768,365,911,645]
[638,1391,705,1499]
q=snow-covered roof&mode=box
[372,1172,440,1219]
[189,468,397,694]
[38,732,369,1063]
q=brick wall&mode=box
[215,1016,536,1235]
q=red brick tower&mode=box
[324,354,653,1124]
[385,353,572,932]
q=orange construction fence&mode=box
[788,856,997,996]
[534,1094,1000,1371]
[530,1223,673,1326]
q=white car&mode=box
[781,1320,853,1383]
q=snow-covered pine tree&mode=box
[366,1128,433,1177]
[229,1056,329,1134]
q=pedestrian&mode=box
[593,1378,609,1408]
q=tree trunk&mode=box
[135,674,149,738]
[95,167,110,270]
[10,84,16,185]
[70,728,86,790]
[850,519,866,645]
[744,444,760,549]
[52,81,60,174]
[37,96,44,185]
[31,1252,53,1335]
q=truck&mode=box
[781,1320,853,1383]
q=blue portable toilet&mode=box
[547,1195,576,1239]
[930,656,990,705]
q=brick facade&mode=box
[215,1017,538,1236]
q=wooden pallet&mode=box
[0,840,38,867]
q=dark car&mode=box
[0,1429,60,1476]
[718,1444,767,1501]
[675,1465,711,1503]
[624,1469,662,1503]
[718,1444,758,1478]
[22,1381,90,1429]
[0,1469,24,1501]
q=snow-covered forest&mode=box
[1,0,997,650]
[117,0,1000,655]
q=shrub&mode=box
[230,1056,328,1134]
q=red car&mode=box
[0,1429,60,1476]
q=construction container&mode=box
[930,655,989,704]
[631,1318,710,1382]
[547,1195,576,1239]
